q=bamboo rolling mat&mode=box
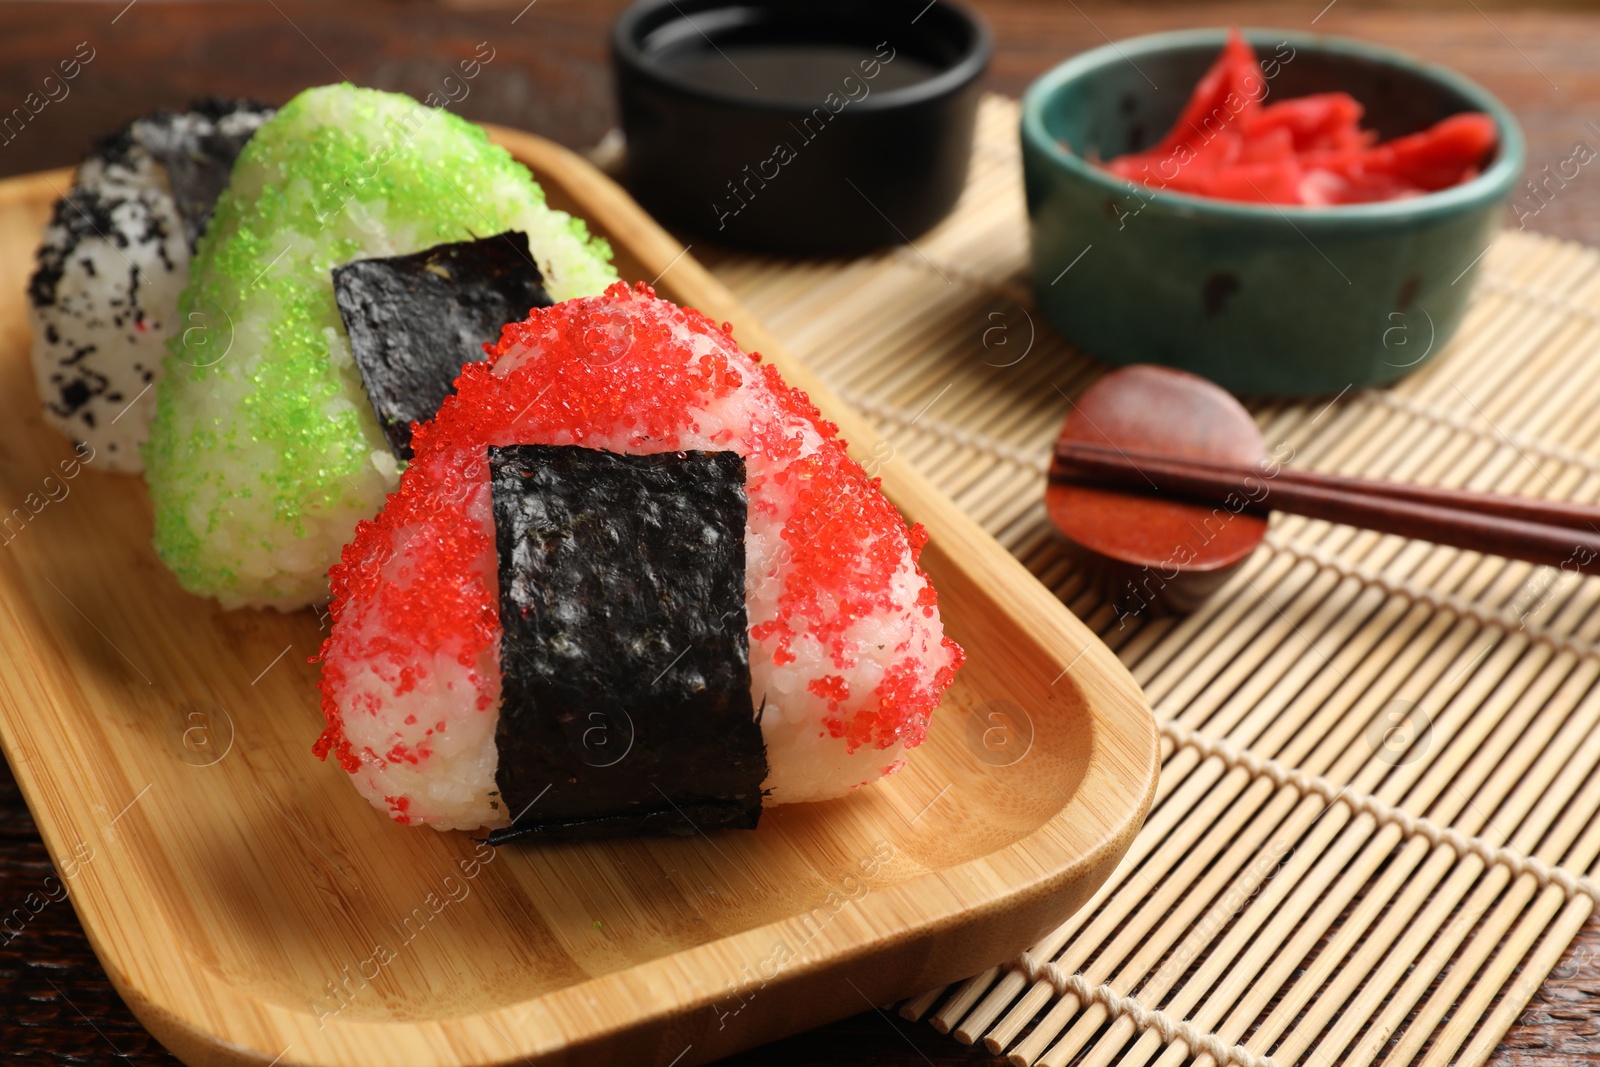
[697,95,1600,1067]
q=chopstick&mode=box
[1058,441,1600,529]
[1051,440,1600,575]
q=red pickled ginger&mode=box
[1101,31,1497,205]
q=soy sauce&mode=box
[663,43,941,102]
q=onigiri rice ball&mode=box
[143,84,617,609]
[315,283,964,831]
[28,99,273,471]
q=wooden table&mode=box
[0,2,1595,1064]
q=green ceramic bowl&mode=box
[1021,28,1525,395]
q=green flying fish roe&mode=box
[143,84,616,609]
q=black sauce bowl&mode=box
[612,0,991,254]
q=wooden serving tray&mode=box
[0,129,1157,1067]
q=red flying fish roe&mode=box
[316,282,963,827]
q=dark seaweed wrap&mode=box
[136,97,274,248]
[486,444,767,843]
[332,231,554,459]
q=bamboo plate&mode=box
[0,127,1157,1067]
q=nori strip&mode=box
[137,98,274,249]
[485,444,766,843]
[332,232,553,459]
